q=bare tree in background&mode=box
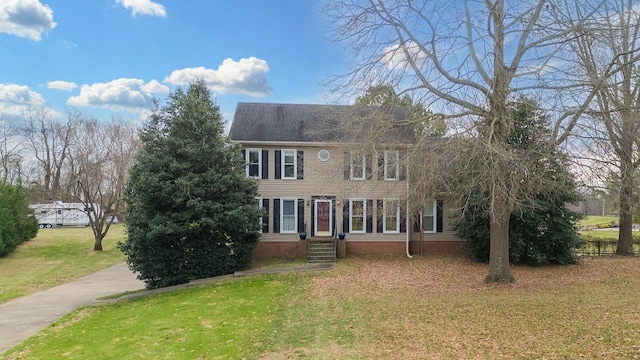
[324,0,612,282]
[69,118,139,250]
[0,117,25,184]
[20,107,80,198]
[565,0,640,255]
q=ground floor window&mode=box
[280,198,297,233]
[423,200,436,233]
[349,199,366,233]
[383,199,399,233]
[256,198,263,233]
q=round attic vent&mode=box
[318,149,330,161]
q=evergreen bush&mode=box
[119,82,263,289]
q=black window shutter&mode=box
[436,200,444,233]
[241,149,246,160]
[376,200,383,233]
[344,152,350,180]
[261,150,269,179]
[273,198,280,233]
[311,199,315,235]
[331,201,336,236]
[297,151,304,180]
[275,150,281,179]
[297,199,305,233]
[262,198,269,233]
[400,203,406,233]
[378,153,384,180]
[366,199,373,233]
[366,154,372,180]
[342,200,349,233]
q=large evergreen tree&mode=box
[119,81,262,289]
[455,98,584,266]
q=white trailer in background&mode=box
[29,201,95,228]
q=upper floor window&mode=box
[242,148,267,179]
[350,152,366,180]
[245,148,261,177]
[384,151,399,181]
[275,150,303,180]
[282,149,297,179]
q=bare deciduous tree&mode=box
[324,0,609,282]
[69,118,139,250]
[0,117,25,184]
[20,107,80,198]
[566,0,640,255]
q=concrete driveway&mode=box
[0,262,144,355]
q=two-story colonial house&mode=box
[229,102,461,260]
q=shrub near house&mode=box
[0,182,39,257]
[120,82,262,289]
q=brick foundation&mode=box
[252,240,465,259]
[409,241,465,254]
[252,241,307,260]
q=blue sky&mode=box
[0,0,346,126]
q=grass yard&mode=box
[0,225,127,304]
[4,255,640,359]
[577,215,618,227]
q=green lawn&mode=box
[4,255,640,359]
[0,225,126,304]
[577,215,618,227]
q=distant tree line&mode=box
[0,107,140,252]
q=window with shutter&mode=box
[349,199,366,233]
[282,149,296,179]
[422,200,437,233]
[349,151,366,180]
[384,151,399,181]
[280,198,297,233]
[245,148,261,178]
[383,199,400,233]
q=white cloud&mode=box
[140,79,168,93]
[381,41,428,70]
[0,84,46,116]
[46,80,77,91]
[164,57,271,97]
[0,0,56,41]
[116,0,167,17]
[67,78,170,113]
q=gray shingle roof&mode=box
[229,102,415,143]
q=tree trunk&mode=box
[485,192,515,283]
[484,0,514,284]
[616,157,634,255]
[93,234,104,251]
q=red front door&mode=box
[315,200,331,236]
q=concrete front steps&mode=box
[307,237,336,263]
